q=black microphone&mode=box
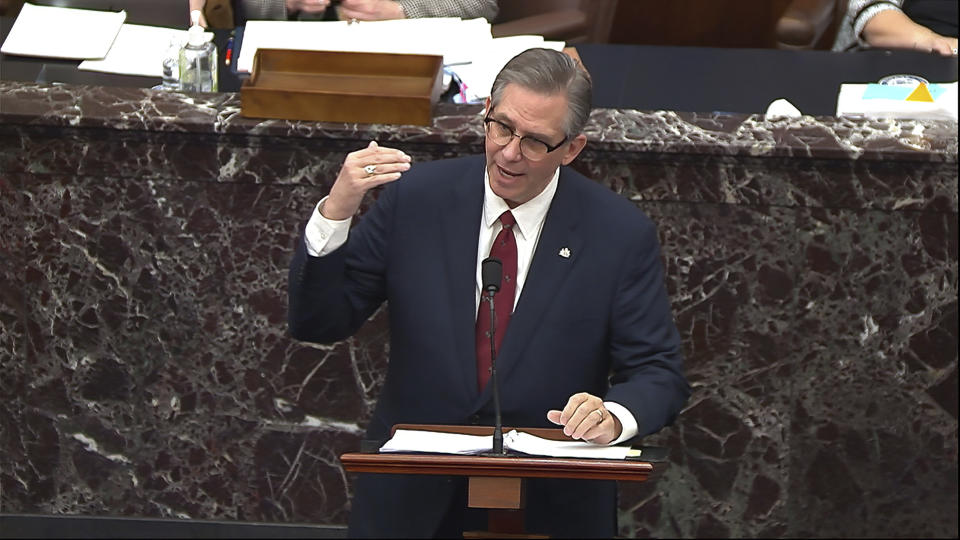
[481,257,506,455]
[481,257,502,294]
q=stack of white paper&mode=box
[78,25,192,78]
[379,429,632,460]
[0,3,126,60]
[446,34,565,103]
[235,17,489,73]
[836,81,958,122]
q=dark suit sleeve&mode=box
[603,215,689,438]
[287,185,397,344]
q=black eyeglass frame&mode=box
[482,115,568,160]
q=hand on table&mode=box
[926,35,958,57]
[863,10,959,56]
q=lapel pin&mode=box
[559,247,571,258]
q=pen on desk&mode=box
[225,32,235,66]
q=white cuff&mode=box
[304,197,351,256]
[603,401,638,446]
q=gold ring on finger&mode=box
[592,408,604,422]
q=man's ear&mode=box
[560,134,587,165]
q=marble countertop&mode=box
[1,81,956,162]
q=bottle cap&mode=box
[187,10,205,46]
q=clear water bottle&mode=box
[159,36,181,90]
[179,10,218,92]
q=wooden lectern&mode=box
[340,424,661,538]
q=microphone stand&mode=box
[486,287,505,455]
[479,257,506,456]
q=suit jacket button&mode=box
[470,415,480,425]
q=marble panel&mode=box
[0,126,221,184]
[784,158,959,213]
[206,135,481,188]
[0,174,31,513]
[787,207,958,537]
[617,202,798,538]
[0,127,484,194]
[0,173,23,362]
[0,83,229,132]
[4,170,372,522]
[582,109,957,161]
[575,153,958,213]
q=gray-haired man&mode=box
[289,48,689,537]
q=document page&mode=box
[79,25,206,78]
[0,3,126,60]
[379,429,631,459]
[446,35,565,103]
[379,429,494,455]
[505,431,631,459]
[235,17,491,74]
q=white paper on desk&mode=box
[0,3,126,60]
[504,431,631,459]
[235,17,492,74]
[836,81,958,122]
[379,429,494,455]
[447,36,566,103]
[79,25,197,78]
[379,429,630,459]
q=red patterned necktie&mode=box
[476,211,518,391]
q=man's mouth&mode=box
[497,164,524,178]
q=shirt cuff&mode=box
[304,197,352,256]
[604,401,638,446]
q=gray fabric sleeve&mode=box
[241,0,288,20]
[398,0,498,21]
[832,0,904,51]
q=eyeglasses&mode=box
[483,116,567,161]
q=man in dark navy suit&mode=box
[288,48,690,538]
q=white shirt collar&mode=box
[481,167,560,239]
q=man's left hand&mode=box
[547,392,622,445]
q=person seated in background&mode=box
[189,0,497,27]
[833,0,958,56]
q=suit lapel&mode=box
[439,157,486,397]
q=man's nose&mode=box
[501,135,524,161]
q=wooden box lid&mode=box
[240,48,444,126]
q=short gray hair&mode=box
[489,48,593,139]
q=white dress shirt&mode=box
[303,167,638,444]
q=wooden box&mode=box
[240,48,444,126]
